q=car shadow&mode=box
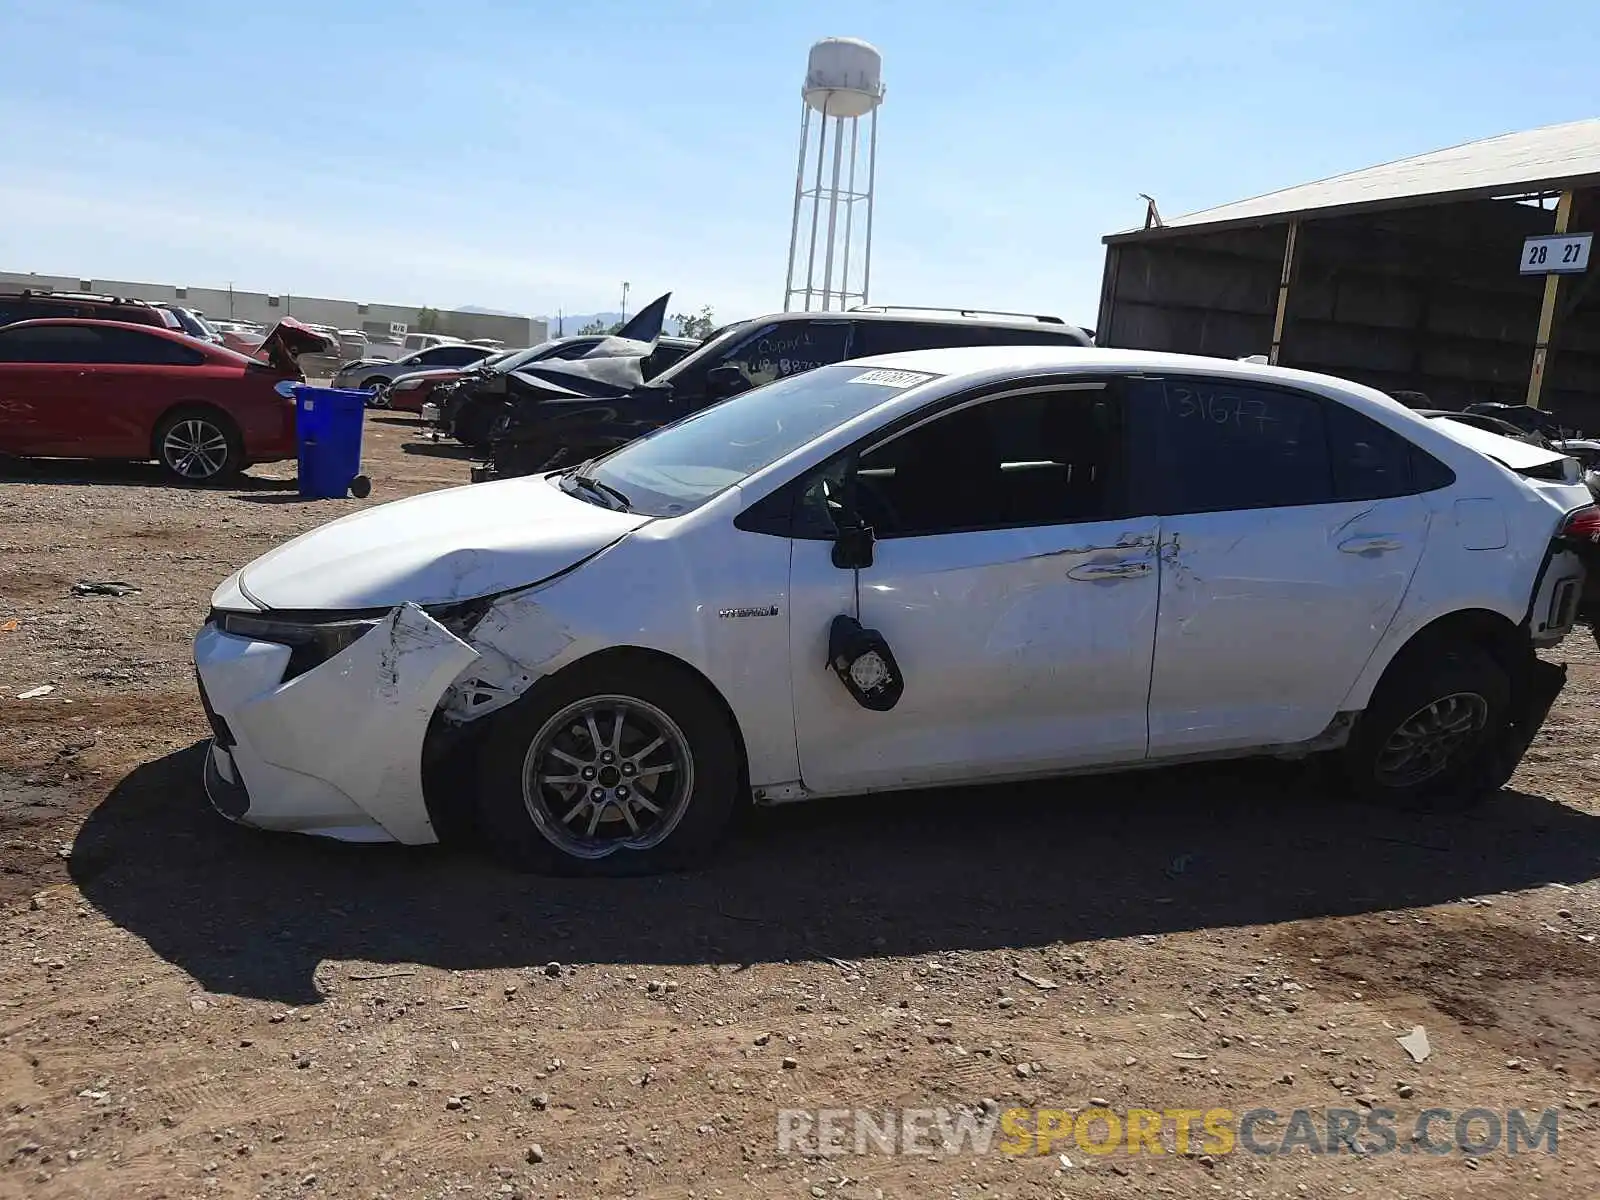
[401,441,476,460]
[71,743,1600,1005]
[0,459,298,491]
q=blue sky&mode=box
[1,0,1595,326]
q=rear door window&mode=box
[94,327,206,366]
[1128,376,1333,514]
[430,345,489,367]
[983,324,1088,348]
[848,321,983,357]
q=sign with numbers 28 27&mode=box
[1520,233,1592,275]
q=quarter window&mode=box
[1324,400,1417,500]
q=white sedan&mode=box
[194,347,1597,875]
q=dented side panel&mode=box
[449,493,802,787]
[1147,497,1428,756]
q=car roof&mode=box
[0,316,240,354]
[853,345,1441,426]
[3,316,191,334]
[746,308,1091,338]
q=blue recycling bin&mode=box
[293,385,371,499]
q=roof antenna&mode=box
[1139,193,1164,229]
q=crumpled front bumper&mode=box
[192,603,479,844]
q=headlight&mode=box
[215,612,382,681]
[393,377,427,392]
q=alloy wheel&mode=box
[162,419,231,480]
[1374,692,1489,788]
[521,695,695,860]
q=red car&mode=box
[0,317,330,483]
[383,366,471,412]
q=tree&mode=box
[417,306,445,334]
[578,319,624,336]
[672,305,716,340]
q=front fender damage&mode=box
[248,603,479,843]
[437,590,576,723]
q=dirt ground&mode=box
[2,412,1599,1199]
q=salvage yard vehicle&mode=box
[194,346,1597,875]
[0,316,331,482]
[332,341,497,395]
[382,348,521,413]
[430,334,700,443]
[0,288,179,331]
[466,305,1094,479]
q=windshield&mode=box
[649,321,755,385]
[578,363,940,517]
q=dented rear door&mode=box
[1127,374,1429,757]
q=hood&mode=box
[391,366,468,385]
[258,317,335,373]
[232,473,650,610]
[505,354,648,401]
[612,291,670,343]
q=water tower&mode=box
[783,38,885,312]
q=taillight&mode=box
[1560,505,1600,543]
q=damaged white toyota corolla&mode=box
[195,347,1600,874]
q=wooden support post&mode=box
[1268,220,1300,365]
[1526,190,1575,409]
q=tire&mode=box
[475,656,741,876]
[1341,642,1511,811]
[360,376,390,394]
[154,407,243,484]
[453,400,498,450]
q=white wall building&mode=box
[0,270,547,347]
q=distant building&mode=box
[1097,116,1600,420]
[0,270,548,348]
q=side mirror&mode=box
[824,476,875,569]
[827,615,904,711]
[705,364,748,399]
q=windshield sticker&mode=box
[847,368,937,388]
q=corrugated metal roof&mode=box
[1107,116,1600,243]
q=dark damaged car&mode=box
[466,306,1096,480]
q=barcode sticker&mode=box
[847,368,937,388]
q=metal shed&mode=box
[1096,117,1600,423]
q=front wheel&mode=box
[475,656,741,876]
[1341,643,1511,811]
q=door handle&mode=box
[1338,535,1403,555]
[1067,557,1152,581]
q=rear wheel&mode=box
[1342,643,1511,810]
[154,408,242,483]
[476,656,741,876]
